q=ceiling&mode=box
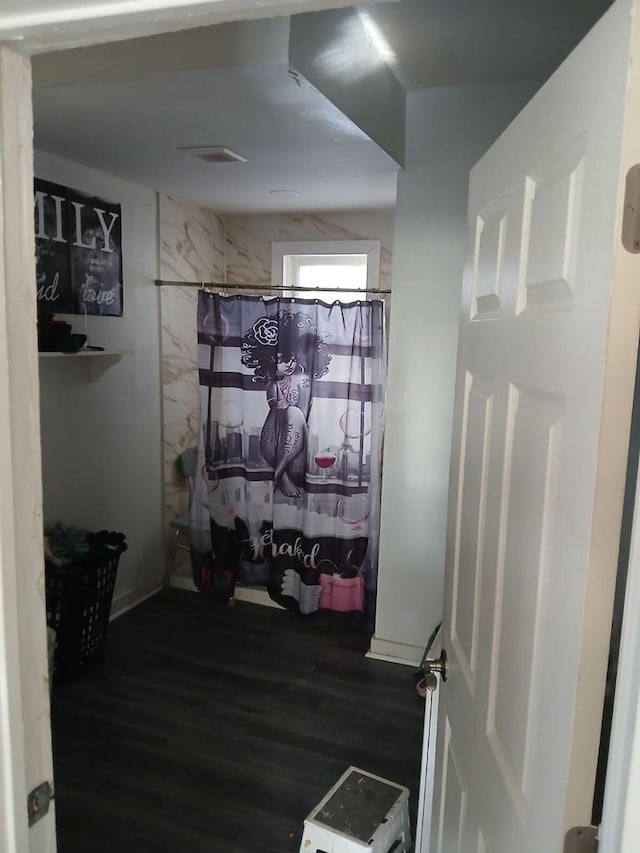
[30,0,614,215]
[362,0,614,90]
[0,0,358,52]
[33,62,399,213]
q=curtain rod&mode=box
[154,279,391,295]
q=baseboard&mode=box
[110,584,163,621]
[233,586,284,610]
[366,635,423,667]
[169,575,283,610]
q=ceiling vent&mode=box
[179,146,247,163]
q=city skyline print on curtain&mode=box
[190,292,386,622]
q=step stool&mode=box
[299,766,411,853]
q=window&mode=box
[272,240,381,302]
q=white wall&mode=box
[370,81,538,665]
[35,150,164,616]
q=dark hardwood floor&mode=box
[51,588,425,853]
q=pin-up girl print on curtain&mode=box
[241,311,331,499]
[190,293,386,628]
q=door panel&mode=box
[430,2,640,850]
[520,140,585,313]
[488,385,563,808]
[450,373,493,694]
[437,720,468,853]
[471,201,507,320]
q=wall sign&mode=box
[34,178,123,317]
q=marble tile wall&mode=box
[224,210,394,289]
[159,195,225,571]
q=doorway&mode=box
[31,8,407,850]
[0,2,621,851]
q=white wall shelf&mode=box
[38,349,126,381]
[38,349,126,358]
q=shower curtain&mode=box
[190,292,386,620]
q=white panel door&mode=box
[430,1,640,851]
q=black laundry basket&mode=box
[45,539,127,684]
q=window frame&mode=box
[271,240,381,292]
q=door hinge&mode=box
[621,164,640,253]
[564,826,598,853]
[27,781,54,827]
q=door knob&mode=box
[423,649,448,682]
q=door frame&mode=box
[0,43,53,853]
[599,455,640,850]
[2,1,640,851]
[583,0,640,844]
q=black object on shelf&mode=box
[37,310,87,353]
[45,536,127,684]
